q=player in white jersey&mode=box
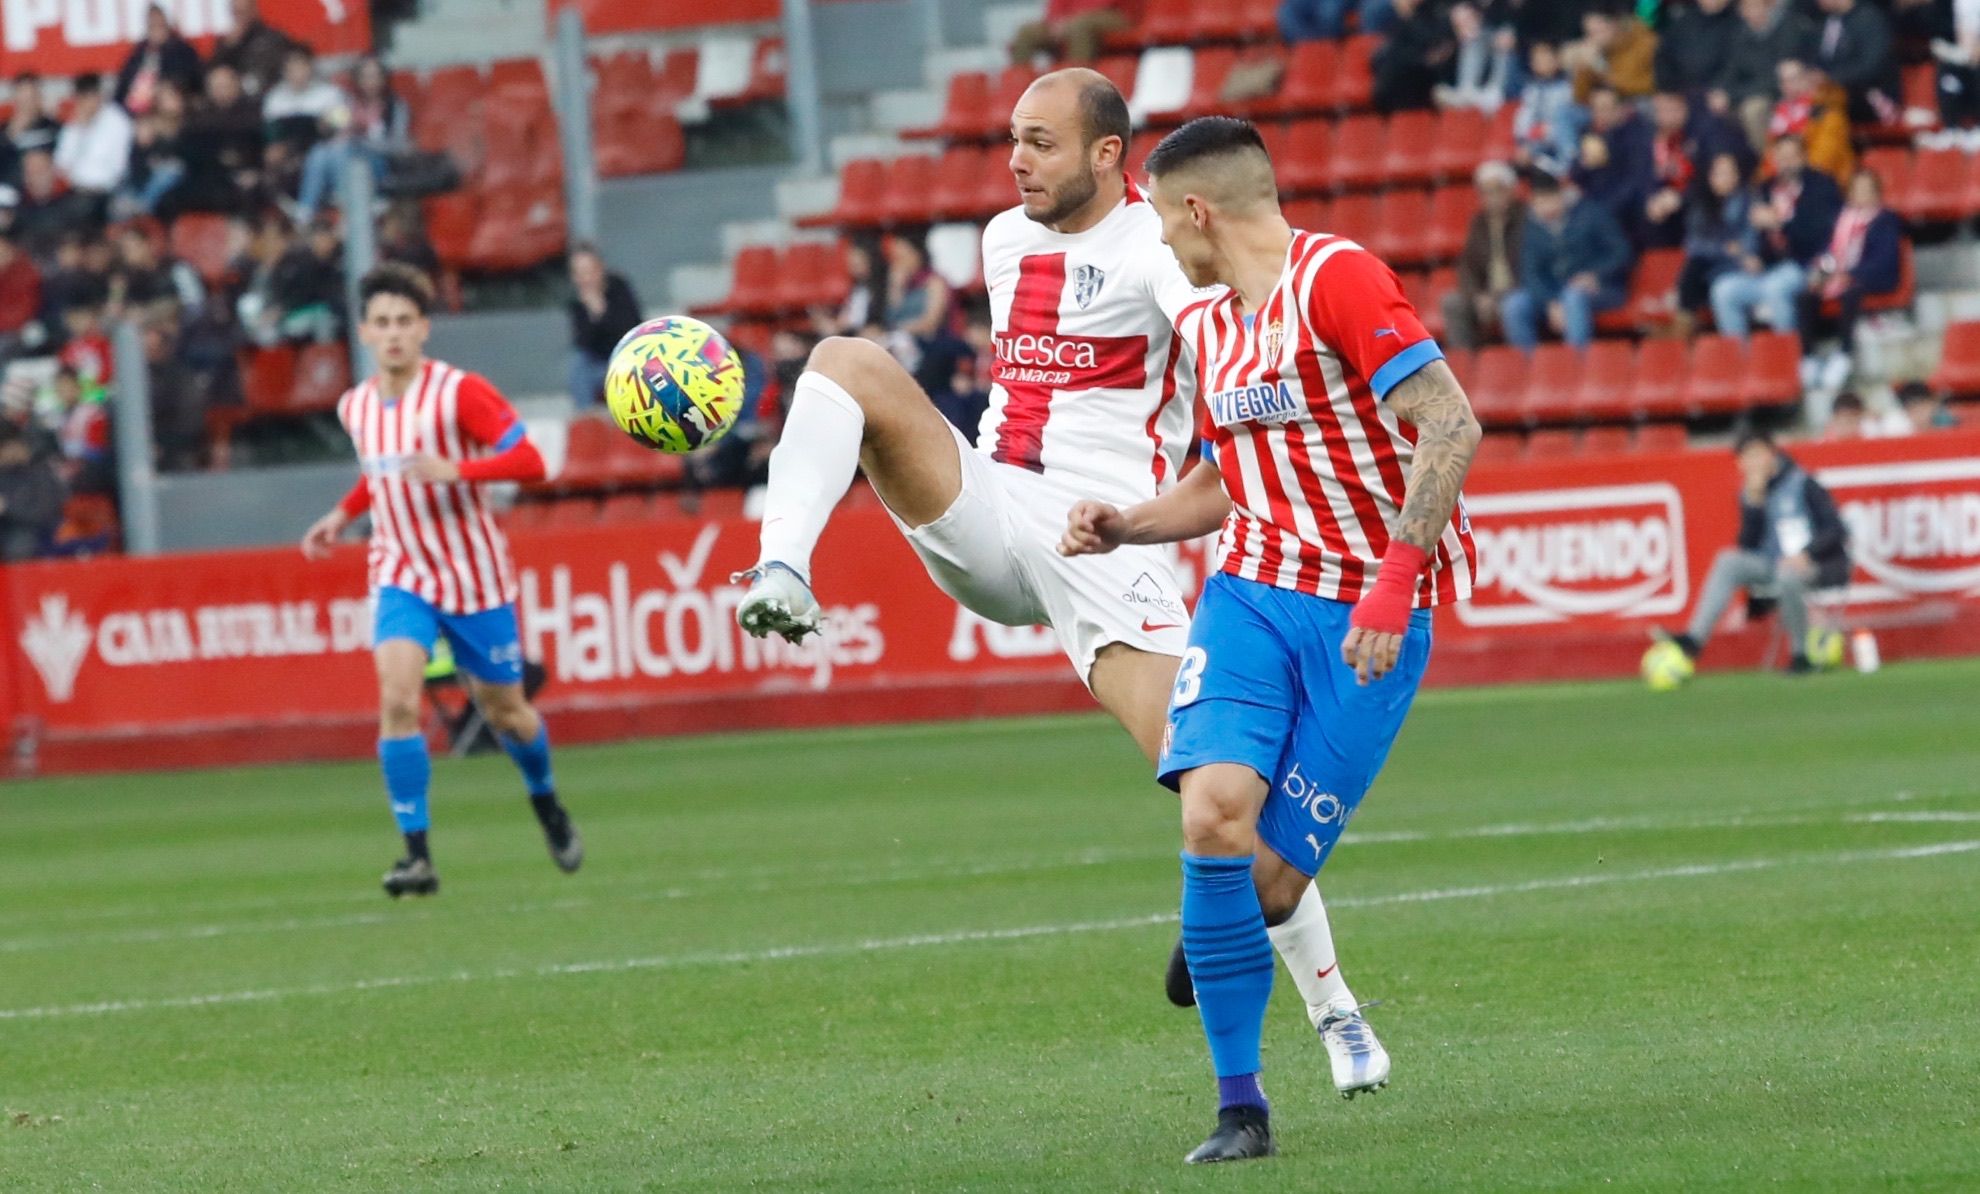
[301,264,582,897]
[734,70,1385,1086]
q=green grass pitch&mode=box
[4,660,1978,1191]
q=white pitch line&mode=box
[2,838,1974,1024]
[3,804,1969,956]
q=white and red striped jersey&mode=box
[337,359,523,615]
[978,185,1209,505]
[1185,233,1477,606]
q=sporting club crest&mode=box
[1263,318,1285,362]
[1072,264,1106,310]
[20,593,91,703]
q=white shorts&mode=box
[885,424,1192,684]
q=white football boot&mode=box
[732,561,822,643]
[1317,1004,1391,1099]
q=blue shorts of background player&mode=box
[1158,571,1433,877]
[373,585,525,685]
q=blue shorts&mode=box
[373,586,526,686]
[1158,571,1433,876]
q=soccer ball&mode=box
[1806,627,1846,670]
[1640,640,1695,692]
[604,316,745,453]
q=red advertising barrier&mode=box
[1,0,371,78]
[5,432,1979,775]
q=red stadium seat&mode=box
[468,185,566,271]
[1184,48,1240,119]
[1599,248,1683,335]
[777,241,849,312]
[1635,424,1689,454]
[655,48,697,105]
[1467,346,1528,428]
[1581,425,1632,455]
[1683,334,1746,416]
[986,66,1037,138]
[884,155,940,225]
[1140,0,1194,46]
[595,106,685,177]
[168,212,236,289]
[559,417,621,490]
[1126,129,1163,175]
[422,192,480,269]
[906,70,987,141]
[929,146,982,221]
[1474,430,1524,466]
[699,244,780,317]
[1525,427,1578,457]
[591,51,649,119]
[488,57,548,100]
[1423,185,1476,263]
[1283,196,1329,234]
[1187,0,1248,43]
[1908,147,1970,224]
[972,147,1015,216]
[1414,265,1456,341]
[239,345,297,415]
[1272,40,1337,117]
[1521,344,1583,424]
[1629,338,1690,419]
[1381,111,1437,185]
[1369,188,1432,267]
[1741,331,1801,408]
[1278,118,1333,194]
[290,344,352,413]
[1094,55,1140,103]
[1236,0,1278,39]
[800,158,887,228]
[728,37,786,106]
[1930,321,1980,397]
[1255,118,1289,168]
[1902,62,1939,129]
[1861,146,1914,220]
[1573,340,1636,422]
[1430,108,1488,181]
[1330,116,1386,190]
[1965,149,1980,218]
[1329,193,1379,244]
[1329,35,1378,111]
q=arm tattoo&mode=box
[1383,360,1482,555]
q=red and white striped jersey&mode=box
[978,186,1210,504]
[337,359,523,615]
[1185,233,1477,606]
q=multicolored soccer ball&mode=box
[1640,640,1696,692]
[604,316,745,453]
[1806,627,1847,670]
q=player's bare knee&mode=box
[1180,786,1256,856]
[806,336,897,414]
[378,690,422,735]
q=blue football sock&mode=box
[499,722,556,798]
[1181,852,1274,1110]
[378,735,431,834]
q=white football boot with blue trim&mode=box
[1317,1004,1391,1098]
[733,561,821,643]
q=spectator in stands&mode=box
[1717,0,1814,152]
[1566,3,1658,103]
[1657,429,1849,676]
[0,233,40,364]
[1570,85,1654,233]
[882,233,966,398]
[1797,167,1904,389]
[54,75,135,218]
[297,56,408,223]
[140,313,207,472]
[241,214,341,346]
[1809,0,1898,125]
[1655,0,1739,97]
[59,292,115,393]
[210,0,299,97]
[13,153,89,262]
[1822,389,1867,438]
[109,221,203,320]
[263,46,347,151]
[49,365,114,496]
[1710,134,1841,338]
[565,242,643,408]
[377,202,439,277]
[687,345,772,490]
[1931,0,1980,129]
[1009,0,1139,66]
[1444,160,1526,350]
[1675,152,1756,334]
[117,80,191,218]
[1643,89,1751,248]
[39,234,107,333]
[1895,379,1959,433]
[1513,41,1583,176]
[1279,0,1395,42]
[1770,60,1854,184]
[767,328,815,412]
[116,5,204,117]
[1503,172,1632,352]
[1373,0,1457,113]
[3,75,63,189]
[181,64,266,214]
[814,238,884,337]
[946,317,995,442]
[0,421,65,561]
[1435,3,1515,113]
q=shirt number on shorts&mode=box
[1172,647,1209,707]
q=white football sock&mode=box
[1268,882,1357,1027]
[755,371,866,578]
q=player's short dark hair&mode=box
[359,262,434,316]
[72,74,102,98]
[1144,116,1270,180]
[1075,76,1130,151]
[1732,427,1775,454]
